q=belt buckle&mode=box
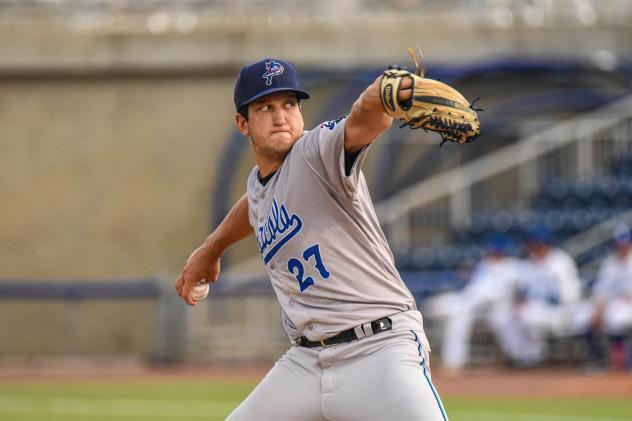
[319,339,329,347]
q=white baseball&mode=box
[192,280,210,301]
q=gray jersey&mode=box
[246,118,416,341]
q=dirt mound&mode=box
[432,367,632,398]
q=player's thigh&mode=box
[226,346,325,421]
[603,300,632,335]
[486,301,517,338]
[426,292,467,318]
[571,301,596,333]
[329,331,448,421]
[520,302,558,330]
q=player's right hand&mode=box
[175,243,221,306]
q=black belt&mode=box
[294,317,392,348]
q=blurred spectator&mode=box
[425,234,523,374]
[571,222,632,371]
[489,226,581,367]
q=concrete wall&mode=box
[1,76,239,279]
[0,299,157,357]
[1,13,630,72]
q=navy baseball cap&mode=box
[483,233,510,255]
[234,58,310,112]
[527,225,553,244]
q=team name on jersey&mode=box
[257,198,303,264]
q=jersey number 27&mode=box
[288,244,330,292]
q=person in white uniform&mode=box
[489,227,581,366]
[426,234,524,373]
[175,58,448,420]
[572,222,632,370]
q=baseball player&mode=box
[175,58,449,420]
[572,222,632,370]
[425,234,524,373]
[489,227,581,366]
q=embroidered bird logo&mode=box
[262,61,284,85]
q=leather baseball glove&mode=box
[380,47,481,145]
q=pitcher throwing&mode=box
[175,56,478,420]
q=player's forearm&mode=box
[344,76,393,153]
[202,193,252,258]
[345,74,414,152]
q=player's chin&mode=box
[262,142,292,161]
[268,133,296,150]
[269,131,294,144]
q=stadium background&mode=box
[1,0,632,419]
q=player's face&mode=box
[617,243,631,259]
[236,92,304,162]
[528,242,549,259]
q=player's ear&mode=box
[236,113,249,136]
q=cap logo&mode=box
[262,60,284,85]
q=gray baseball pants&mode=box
[226,311,448,421]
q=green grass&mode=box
[0,379,255,420]
[444,397,632,421]
[1,379,631,420]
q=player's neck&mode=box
[251,142,289,178]
[257,159,283,179]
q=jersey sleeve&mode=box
[298,117,371,199]
[245,168,260,228]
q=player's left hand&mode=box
[379,48,481,145]
[175,243,221,306]
[397,75,413,102]
[365,74,413,112]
